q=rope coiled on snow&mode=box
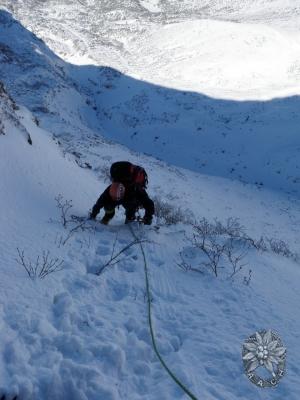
[128,224,199,400]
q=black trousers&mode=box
[103,200,138,221]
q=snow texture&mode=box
[0,3,300,400]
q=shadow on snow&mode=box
[1,9,300,196]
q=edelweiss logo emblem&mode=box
[242,330,286,388]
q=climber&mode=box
[90,161,154,225]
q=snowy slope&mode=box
[1,8,300,195]
[1,88,300,400]
[0,3,300,400]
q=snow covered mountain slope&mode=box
[0,4,300,400]
[3,0,300,66]
[1,8,300,195]
[1,81,300,400]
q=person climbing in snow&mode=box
[89,161,155,225]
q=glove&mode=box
[143,216,152,225]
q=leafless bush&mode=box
[177,218,254,278]
[191,219,249,277]
[176,252,204,274]
[16,248,64,280]
[224,237,249,278]
[213,217,244,237]
[55,194,73,227]
[266,238,298,261]
[204,217,266,251]
[57,219,94,247]
[96,164,111,182]
[213,218,299,258]
[192,234,227,277]
[153,196,194,225]
[243,269,253,286]
[181,217,298,279]
[54,195,95,246]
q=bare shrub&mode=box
[191,218,249,277]
[96,164,111,182]
[16,248,64,280]
[53,195,95,246]
[176,252,203,274]
[266,238,298,261]
[153,196,194,225]
[55,194,73,227]
[224,238,249,278]
[181,216,298,280]
[243,269,253,286]
[192,232,228,277]
[210,217,267,251]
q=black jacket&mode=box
[91,184,155,220]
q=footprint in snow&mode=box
[133,361,151,376]
[124,317,139,333]
[52,292,75,331]
[122,259,137,272]
[107,280,130,301]
[53,292,73,317]
[170,335,182,352]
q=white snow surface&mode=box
[128,19,300,99]
[1,3,300,195]
[0,2,300,400]
[1,98,300,400]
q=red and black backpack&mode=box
[110,161,148,188]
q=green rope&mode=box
[129,225,199,400]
